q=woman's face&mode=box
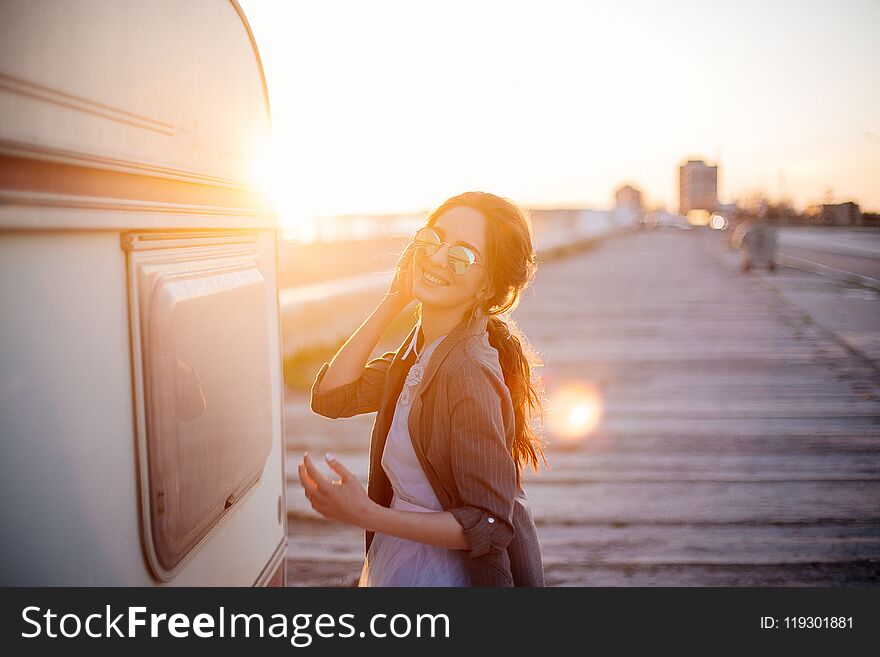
[412,206,489,313]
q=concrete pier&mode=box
[284,227,880,586]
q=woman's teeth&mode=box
[423,271,450,286]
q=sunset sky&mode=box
[240,0,879,225]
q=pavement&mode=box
[722,227,880,367]
[774,226,880,290]
[283,226,880,586]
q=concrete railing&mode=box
[280,211,629,356]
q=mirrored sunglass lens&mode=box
[449,253,473,274]
[451,246,475,262]
[456,244,475,257]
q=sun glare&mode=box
[247,133,324,241]
[247,133,279,203]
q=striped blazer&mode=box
[310,311,545,586]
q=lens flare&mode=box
[546,382,603,445]
[570,404,591,428]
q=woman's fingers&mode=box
[300,453,329,493]
[324,452,353,483]
[299,455,320,485]
[304,453,332,489]
[298,462,320,499]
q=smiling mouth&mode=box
[421,268,450,286]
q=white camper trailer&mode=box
[0,0,287,585]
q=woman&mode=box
[299,191,546,586]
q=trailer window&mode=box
[126,232,274,577]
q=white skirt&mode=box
[358,496,472,587]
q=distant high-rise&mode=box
[679,160,718,215]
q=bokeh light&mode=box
[709,213,728,230]
[546,381,603,446]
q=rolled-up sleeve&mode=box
[309,351,395,418]
[446,362,516,559]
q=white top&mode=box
[381,322,448,509]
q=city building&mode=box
[679,159,718,215]
[615,184,643,211]
[613,183,644,227]
[806,202,863,226]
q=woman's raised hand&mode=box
[385,237,418,311]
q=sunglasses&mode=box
[413,227,485,275]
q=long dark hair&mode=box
[422,191,548,479]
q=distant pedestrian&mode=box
[734,220,778,272]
